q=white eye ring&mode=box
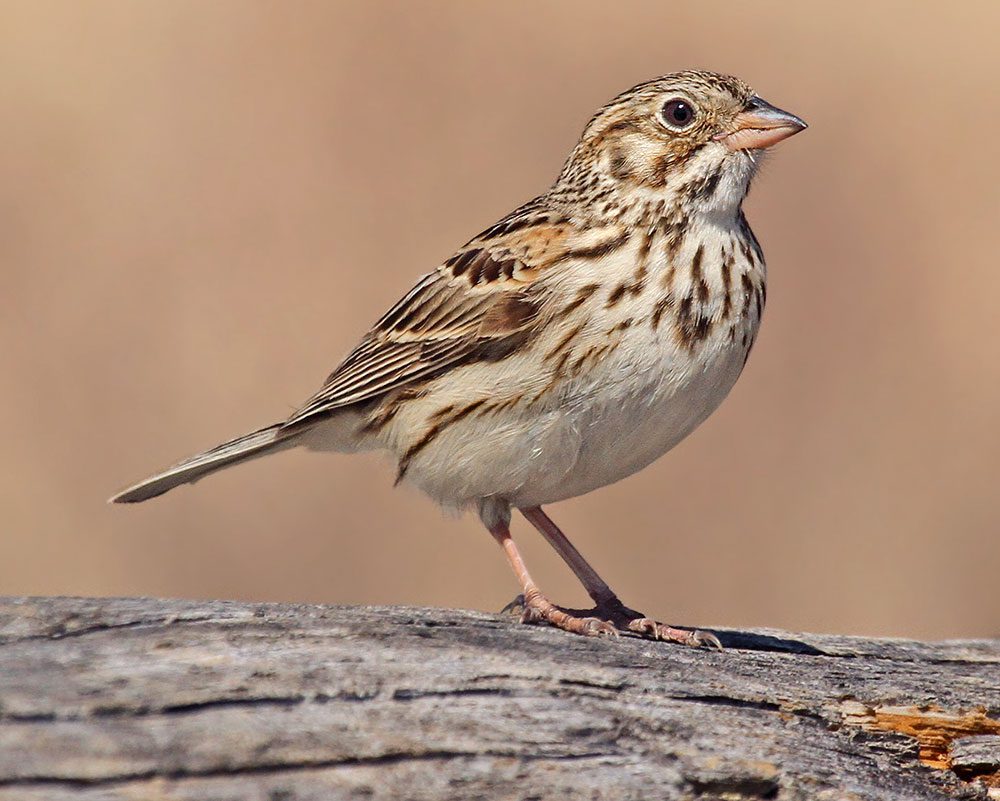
[660,97,697,131]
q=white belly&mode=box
[391,320,756,513]
[513,327,753,506]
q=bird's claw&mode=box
[505,591,716,647]
[626,616,722,649]
[500,594,526,616]
[689,629,724,650]
[581,617,619,637]
[510,591,619,638]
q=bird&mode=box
[111,70,806,647]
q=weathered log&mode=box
[0,597,997,800]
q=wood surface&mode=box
[0,597,997,800]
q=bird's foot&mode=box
[501,592,617,638]
[591,597,722,649]
[624,616,722,648]
[500,593,718,646]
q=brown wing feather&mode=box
[277,195,614,431]
[282,248,550,430]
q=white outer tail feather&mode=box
[109,424,296,504]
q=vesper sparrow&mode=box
[112,71,806,647]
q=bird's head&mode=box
[559,71,806,215]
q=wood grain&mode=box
[0,597,997,800]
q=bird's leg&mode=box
[520,506,618,607]
[488,521,616,637]
[519,506,721,648]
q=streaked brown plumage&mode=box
[111,71,806,646]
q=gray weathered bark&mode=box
[0,597,997,800]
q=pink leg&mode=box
[487,520,616,638]
[520,506,617,606]
[519,506,721,648]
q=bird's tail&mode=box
[109,423,297,504]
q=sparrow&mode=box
[111,70,806,646]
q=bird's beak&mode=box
[716,97,807,151]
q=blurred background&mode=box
[2,1,998,640]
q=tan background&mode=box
[2,1,998,639]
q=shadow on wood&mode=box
[0,597,997,800]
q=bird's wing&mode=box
[281,209,572,430]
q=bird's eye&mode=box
[661,98,696,130]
